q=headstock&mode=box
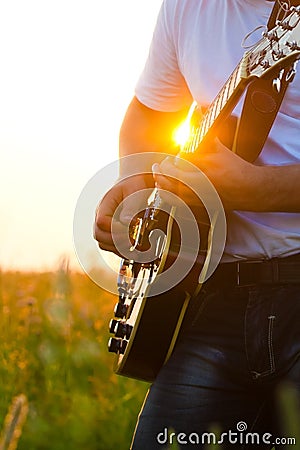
[245,6,300,80]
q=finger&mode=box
[158,157,180,177]
[152,163,165,187]
[94,207,111,232]
[152,160,180,187]
[119,175,154,225]
[95,184,123,229]
[119,188,151,225]
[94,221,129,256]
[152,169,178,195]
[94,217,126,241]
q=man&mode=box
[94,0,300,448]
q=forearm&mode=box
[247,164,300,212]
[183,140,300,213]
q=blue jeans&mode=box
[131,281,300,449]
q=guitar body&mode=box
[114,285,190,382]
[109,206,210,382]
[109,209,210,382]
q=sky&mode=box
[0,0,162,271]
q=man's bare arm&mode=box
[154,139,300,213]
[119,96,188,174]
[94,97,188,252]
[248,163,300,212]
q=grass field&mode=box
[0,262,149,450]
[1,262,299,450]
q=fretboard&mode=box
[182,54,250,155]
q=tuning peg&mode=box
[273,68,284,93]
[272,49,284,61]
[260,60,270,69]
[286,61,298,82]
[280,20,293,31]
[273,77,281,93]
[263,30,279,43]
[286,41,300,51]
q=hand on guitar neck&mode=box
[153,138,261,212]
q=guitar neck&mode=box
[181,54,252,155]
[181,3,300,156]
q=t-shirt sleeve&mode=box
[135,0,193,112]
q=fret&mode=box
[203,110,212,134]
[190,127,198,153]
[184,125,196,153]
[214,93,223,118]
[208,98,219,128]
[218,87,228,112]
[204,109,213,133]
[200,114,210,141]
[223,83,230,102]
[183,140,189,153]
[209,102,218,126]
[199,63,243,147]
[226,66,239,103]
[194,127,201,151]
[230,63,241,92]
[184,126,198,154]
[188,128,195,153]
[222,79,231,104]
[184,134,192,153]
[197,126,205,148]
[231,63,241,91]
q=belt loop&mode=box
[271,258,279,283]
[237,262,240,285]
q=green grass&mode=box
[0,263,149,450]
[1,263,299,450]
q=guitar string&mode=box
[242,0,291,50]
[184,5,297,156]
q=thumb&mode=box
[119,188,152,225]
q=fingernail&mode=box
[152,163,160,173]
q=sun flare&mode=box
[173,120,191,148]
[172,101,198,149]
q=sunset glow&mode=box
[173,119,191,148]
[173,101,197,149]
[0,0,163,271]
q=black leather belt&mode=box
[209,253,300,287]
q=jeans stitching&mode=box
[245,288,276,380]
[267,315,276,374]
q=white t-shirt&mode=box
[135,0,300,261]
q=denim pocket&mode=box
[245,287,277,379]
[245,284,300,380]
